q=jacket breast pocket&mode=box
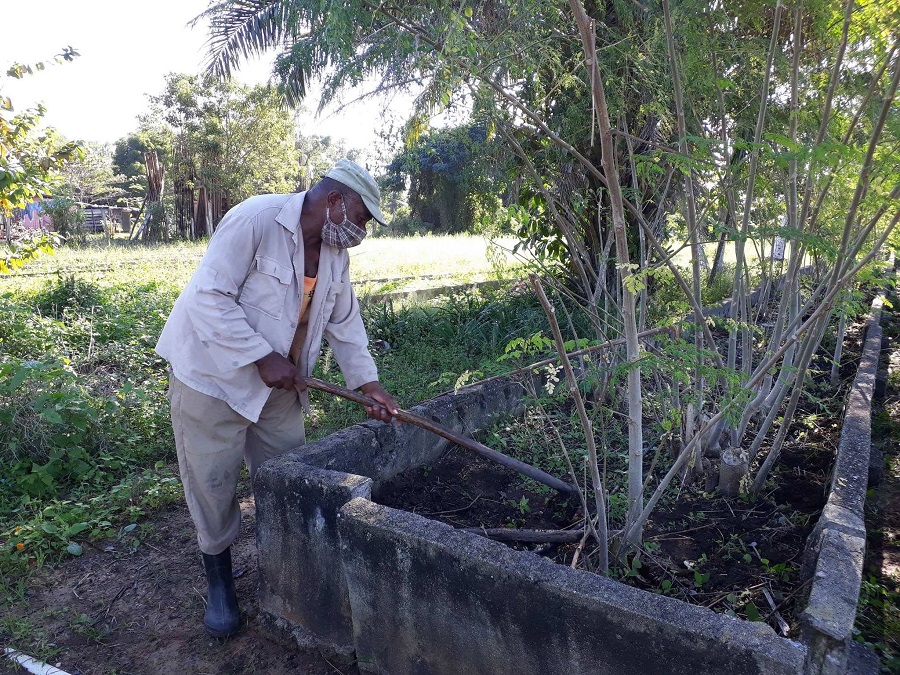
[239,255,293,319]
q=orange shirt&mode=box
[289,276,317,364]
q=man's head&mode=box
[324,159,386,227]
[305,159,385,249]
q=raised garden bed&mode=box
[254,294,886,674]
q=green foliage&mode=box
[855,573,900,671]
[0,231,59,274]
[0,271,177,586]
[42,196,86,244]
[140,73,300,219]
[383,123,507,235]
[111,128,172,205]
[310,286,555,437]
[58,141,126,206]
[1,49,83,215]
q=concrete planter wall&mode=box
[799,295,885,674]
[254,297,885,673]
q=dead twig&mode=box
[423,492,482,516]
[465,527,585,544]
[762,587,791,636]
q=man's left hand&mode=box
[359,381,400,423]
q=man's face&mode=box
[328,191,372,232]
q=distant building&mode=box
[18,197,52,231]
[14,198,135,234]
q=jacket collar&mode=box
[275,191,306,233]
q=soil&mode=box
[375,318,870,636]
[376,440,828,633]
[0,485,359,675]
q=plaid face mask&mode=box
[322,198,367,248]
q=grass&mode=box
[0,234,537,614]
[0,233,523,296]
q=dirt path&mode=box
[1,488,359,675]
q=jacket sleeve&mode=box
[323,256,379,391]
[184,206,274,372]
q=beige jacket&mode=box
[155,192,378,423]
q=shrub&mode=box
[44,197,86,245]
[34,274,104,319]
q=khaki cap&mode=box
[324,159,386,226]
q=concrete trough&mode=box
[255,297,885,673]
[800,295,885,674]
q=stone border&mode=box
[255,286,886,674]
[360,279,505,306]
[800,294,885,674]
[337,498,805,675]
[255,372,810,673]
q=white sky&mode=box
[1,0,413,157]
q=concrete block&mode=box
[800,294,885,674]
[255,376,529,656]
[339,497,807,675]
[255,453,372,655]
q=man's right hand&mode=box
[255,352,307,392]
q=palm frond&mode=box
[195,0,301,80]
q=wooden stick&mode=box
[464,527,584,544]
[305,377,579,494]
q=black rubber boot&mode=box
[201,547,242,638]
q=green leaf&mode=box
[41,409,63,424]
[41,522,59,534]
[744,602,761,621]
[66,522,89,536]
[66,542,83,556]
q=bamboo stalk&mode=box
[304,377,579,495]
[568,0,644,548]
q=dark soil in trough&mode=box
[376,316,867,635]
[375,439,830,634]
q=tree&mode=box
[295,133,358,191]
[126,74,301,237]
[58,141,126,205]
[382,123,506,234]
[198,0,900,565]
[0,48,82,271]
[0,48,81,215]
[112,129,172,206]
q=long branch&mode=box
[568,0,644,543]
[305,377,578,495]
[531,274,609,572]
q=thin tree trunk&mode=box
[663,0,705,476]
[568,0,644,546]
[830,312,847,387]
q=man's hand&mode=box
[255,352,307,392]
[359,381,400,423]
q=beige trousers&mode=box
[169,375,306,555]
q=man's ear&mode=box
[327,190,343,207]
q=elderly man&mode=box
[155,159,398,638]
